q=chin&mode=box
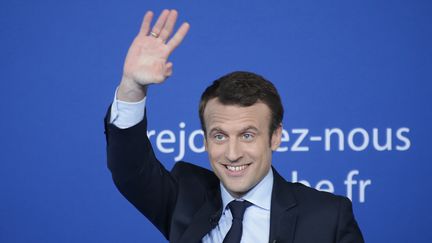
[225,183,252,197]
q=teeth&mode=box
[226,165,248,172]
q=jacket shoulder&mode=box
[290,182,346,205]
[171,161,219,187]
[287,181,354,226]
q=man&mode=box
[105,9,364,243]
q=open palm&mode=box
[123,10,190,86]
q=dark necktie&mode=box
[223,200,253,243]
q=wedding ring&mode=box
[150,31,159,38]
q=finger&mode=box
[164,62,173,77]
[151,9,170,36]
[139,11,153,36]
[158,9,178,42]
[167,22,190,52]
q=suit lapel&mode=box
[269,169,298,243]
[177,186,222,243]
[177,168,297,243]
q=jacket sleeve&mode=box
[104,107,177,240]
[335,197,365,243]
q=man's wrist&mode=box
[117,77,148,102]
[110,87,146,128]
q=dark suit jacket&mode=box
[105,110,364,243]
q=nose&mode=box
[225,139,243,163]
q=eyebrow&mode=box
[208,127,225,135]
[208,126,259,135]
[240,126,259,133]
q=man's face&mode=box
[203,98,282,198]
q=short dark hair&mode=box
[199,71,284,138]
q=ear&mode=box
[204,134,208,151]
[271,124,283,151]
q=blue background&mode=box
[1,0,431,242]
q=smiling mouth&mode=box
[225,164,250,172]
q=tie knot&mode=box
[228,200,252,220]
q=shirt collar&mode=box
[220,168,273,211]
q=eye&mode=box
[214,133,227,142]
[242,133,255,141]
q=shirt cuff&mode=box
[110,87,146,129]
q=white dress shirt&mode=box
[202,169,273,243]
[110,91,273,242]
[109,90,146,128]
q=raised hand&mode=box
[118,10,190,101]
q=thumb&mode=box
[164,62,173,77]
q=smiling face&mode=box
[204,98,282,198]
